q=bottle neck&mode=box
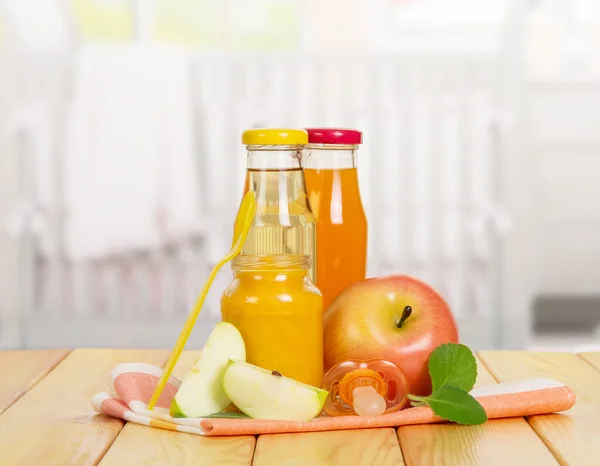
[232,255,311,281]
[234,269,309,282]
[246,145,303,170]
[303,144,358,169]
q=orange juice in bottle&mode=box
[303,128,367,312]
[221,255,323,386]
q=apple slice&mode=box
[170,322,245,418]
[222,360,328,421]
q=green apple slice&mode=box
[222,360,328,421]
[170,322,245,418]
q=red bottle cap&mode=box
[305,128,363,145]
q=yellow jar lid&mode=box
[242,128,308,145]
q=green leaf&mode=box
[428,343,478,393]
[422,386,487,425]
[203,411,251,419]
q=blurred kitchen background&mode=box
[0,0,598,352]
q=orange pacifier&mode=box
[320,359,410,417]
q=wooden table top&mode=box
[0,349,599,465]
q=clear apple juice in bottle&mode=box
[238,129,317,282]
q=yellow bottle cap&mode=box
[242,128,308,145]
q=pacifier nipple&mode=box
[352,386,387,416]
[320,359,410,417]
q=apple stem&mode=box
[396,306,412,328]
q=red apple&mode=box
[323,274,459,396]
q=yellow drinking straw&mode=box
[148,191,257,410]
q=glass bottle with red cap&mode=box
[303,128,368,312]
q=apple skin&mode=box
[323,274,459,397]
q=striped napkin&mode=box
[91,362,576,436]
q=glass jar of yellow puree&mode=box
[221,255,323,387]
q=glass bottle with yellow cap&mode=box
[238,128,317,281]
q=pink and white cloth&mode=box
[91,362,576,436]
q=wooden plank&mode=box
[101,427,256,466]
[253,428,404,466]
[398,357,557,465]
[474,356,501,386]
[479,351,600,465]
[579,352,600,372]
[100,351,256,466]
[0,349,167,465]
[0,350,69,414]
[399,418,557,466]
